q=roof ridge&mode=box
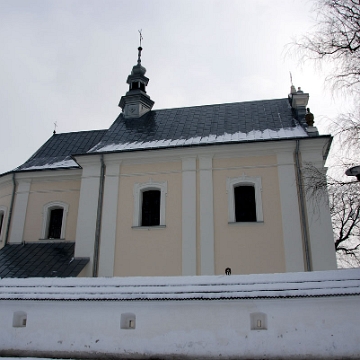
[53,129,108,136]
[151,98,289,112]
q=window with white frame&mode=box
[41,201,69,239]
[0,206,6,242]
[133,181,167,227]
[227,176,263,223]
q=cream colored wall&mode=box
[23,178,81,241]
[114,161,182,277]
[0,179,13,248]
[212,155,286,275]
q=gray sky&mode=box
[0,0,342,174]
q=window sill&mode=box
[228,221,264,225]
[131,225,166,230]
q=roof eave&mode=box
[76,135,332,158]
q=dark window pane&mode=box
[131,82,139,90]
[141,190,161,226]
[0,213,3,236]
[234,186,256,222]
[47,208,63,238]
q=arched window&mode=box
[133,181,167,227]
[41,202,69,240]
[234,185,257,222]
[227,176,263,223]
[47,208,64,238]
[141,190,161,226]
[0,206,6,242]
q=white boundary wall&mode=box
[0,270,360,359]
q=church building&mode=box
[0,45,337,278]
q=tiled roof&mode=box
[89,98,308,153]
[15,130,107,172]
[0,242,89,278]
[12,98,312,172]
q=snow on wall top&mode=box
[0,269,359,301]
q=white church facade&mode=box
[0,46,337,278]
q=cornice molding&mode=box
[12,169,82,182]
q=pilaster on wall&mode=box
[74,157,102,277]
[301,150,337,271]
[98,160,121,277]
[181,157,197,276]
[9,180,31,244]
[277,152,305,272]
[199,156,214,275]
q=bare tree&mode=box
[329,108,360,154]
[330,181,360,266]
[291,0,360,266]
[303,163,360,266]
[290,0,360,152]
[292,0,360,93]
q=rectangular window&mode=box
[234,185,257,222]
[141,190,161,226]
[47,208,64,239]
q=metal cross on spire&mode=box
[137,29,143,65]
[138,29,143,47]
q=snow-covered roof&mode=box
[9,98,321,173]
[13,130,107,173]
[0,269,359,301]
[89,98,309,154]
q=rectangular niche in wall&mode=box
[250,312,267,330]
[120,313,136,330]
[13,311,27,328]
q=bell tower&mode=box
[119,32,155,118]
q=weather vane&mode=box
[53,121,58,135]
[289,71,293,86]
[138,29,143,48]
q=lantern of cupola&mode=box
[119,44,155,118]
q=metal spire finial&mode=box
[290,71,293,86]
[138,29,143,47]
[137,29,143,65]
[53,121,57,135]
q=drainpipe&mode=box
[295,140,312,271]
[4,172,16,245]
[93,155,106,277]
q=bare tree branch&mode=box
[290,0,360,267]
[290,0,360,94]
[302,163,360,266]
